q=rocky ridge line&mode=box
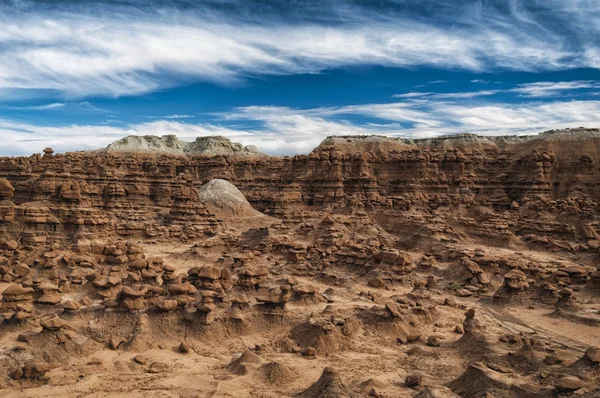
[101,135,263,157]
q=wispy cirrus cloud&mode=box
[511,80,600,97]
[0,1,597,98]
[394,90,499,99]
[0,101,106,112]
[228,100,600,134]
[1,102,66,110]
[393,92,433,99]
[415,80,448,88]
[393,80,600,99]
[162,114,194,119]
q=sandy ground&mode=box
[1,228,600,397]
[2,274,597,398]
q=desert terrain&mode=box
[1,128,600,397]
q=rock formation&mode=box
[0,128,600,396]
[103,135,262,157]
[198,179,263,218]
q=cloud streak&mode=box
[511,81,600,97]
[0,1,597,98]
[393,80,600,99]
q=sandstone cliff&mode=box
[0,127,599,249]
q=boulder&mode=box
[554,376,583,393]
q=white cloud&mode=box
[415,80,448,88]
[162,114,194,119]
[0,101,106,112]
[429,90,499,99]
[511,81,600,97]
[27,103,65,110]
[1,99,599,156]
[392,92,432,98]
[392,80,600,100]
[0,121,134,156]
[0,102,66,110]
[0,2,596,98]
[222,99,600,142]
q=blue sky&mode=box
[0,0,599,155]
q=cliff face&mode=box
[0,128,600,248]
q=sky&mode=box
[0,0,599,156]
